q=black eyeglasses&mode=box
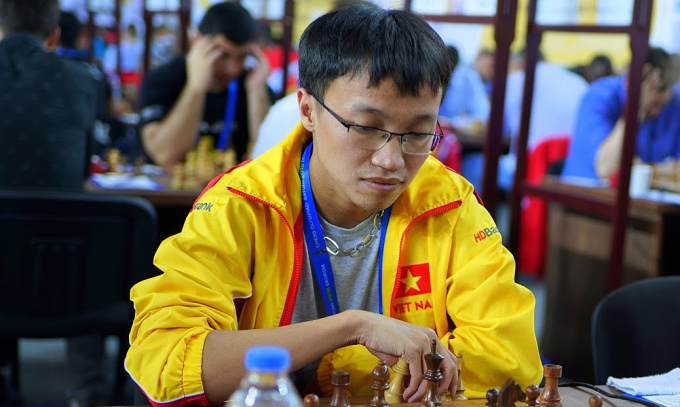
[312,95,444,155]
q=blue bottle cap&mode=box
[245,346,291,372]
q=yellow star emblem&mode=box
[400,269,422,294]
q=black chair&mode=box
[591,276,680,384]
[0,190,157,404]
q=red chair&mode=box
[518,136,571,277]
[435,126,462,173]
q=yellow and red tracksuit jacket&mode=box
[126,124,542,407]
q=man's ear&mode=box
[45,26,60,50]
[298,88,317,133]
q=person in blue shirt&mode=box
[562,48,680,181]
[438,45,490,131]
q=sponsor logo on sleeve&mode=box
[193,202,213,212]
[473,226,499,243]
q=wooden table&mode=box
[539,178,680,383]
[85,176,203,209]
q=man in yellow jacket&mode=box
[126,3,542,407]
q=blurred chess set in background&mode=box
[91,136,236,191]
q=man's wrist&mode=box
[245,82,269,97]
[339,309,365,346]
[185,80,209,96]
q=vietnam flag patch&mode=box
[395,263,432,298]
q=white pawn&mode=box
[385,358,409,404]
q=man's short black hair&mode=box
[0,0,60,40]
[298,3,454,101]
[647,47,680,88]
[59,11,81,49]
[589,54,613,75]
[197,2,256,45]
[447,45,460,69]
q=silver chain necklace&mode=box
[324,210,384,257]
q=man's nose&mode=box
[371,135,406,171]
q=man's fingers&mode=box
[205,48,222,65]
[438,356,453,395]
[448,366,459,396]
[409,374,429,403]
[193,36,214,54]
[403,357,423,401]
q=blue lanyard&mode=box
[300,143,391,316]
[377,205,391,315]
[217,79,239,150]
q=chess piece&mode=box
[106,148,121,173]
[588,395,603,407]
[385,358,409,403]
[132,155,146,175]
[170,164,184,190]
[369,360,389,407]
[525,385,540,407]
[499,379,525,407]
[223,149,237,172]
[452,355,467,400]
[421,401,436,407]
[421,339,444,407]
[304,394,320,407]
[196,136,214,181]
[486,389,499,407]
[538,364,562,407]
[329,371,351,407]
[183,151,199,190]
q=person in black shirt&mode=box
[139,2,275,169]
[57,11,126,157]
[0,0,96,190]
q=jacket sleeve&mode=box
[126,191,256,407]
[445,187,543,398]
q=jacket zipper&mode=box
[228,188,302,327]
[390,200,463,318]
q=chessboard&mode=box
[304,342,624,407]
[96,136,238,193]
[652,160,680,194]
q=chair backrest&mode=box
[591,276,680,384]
[518,136,570,277]
[0,190,157,339]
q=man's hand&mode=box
[186,36,222,94]
[350,310,458,403]
[245,44,271,93]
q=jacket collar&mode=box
[228,124,465,226]
[0,33,43,49]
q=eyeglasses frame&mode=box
[311,94,444,155]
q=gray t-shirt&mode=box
[291,211,383,323]
[289,212,383,393]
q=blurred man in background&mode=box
[475,48,495,98]
[563,47,680,181]
[138,2,275,169]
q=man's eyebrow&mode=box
[348,102,437,121]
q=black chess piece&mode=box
[421,339,444,407]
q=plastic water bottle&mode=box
[226,346,303,407]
